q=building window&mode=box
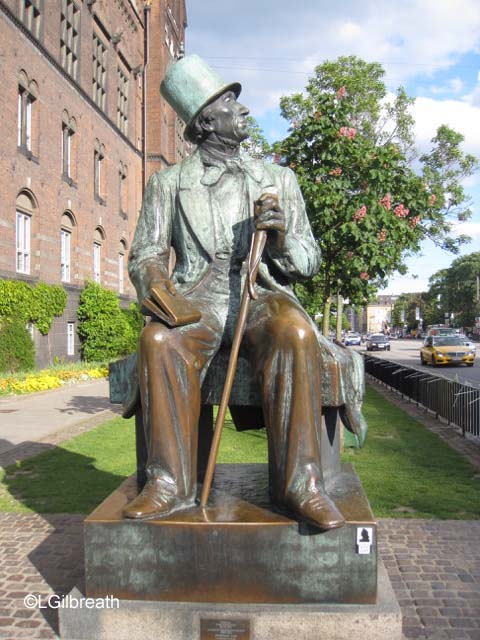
[117,67,129,135]
[94,140,106,203]
[60,0,80,80]
[60,229,71,282]
[92,33,107,110]
[60,212,75,282]
[93,226,105,283]
[17,88,34,151]
[93,243,101,282]
[16,211,31,274]
[119,162,127,217]
[118,239,127,294]
[67,322,75,356]
[20,0,42,39]
[118,253,124,293]
[61,111,76,180]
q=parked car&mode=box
[420,335,475,367]
[344,332,362,346]
[365,334,391,351]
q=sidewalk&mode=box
[0,379,122,467]
[0,380,478,639]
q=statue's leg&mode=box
[123,318,221,520]
[245,292,345,530]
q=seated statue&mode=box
[124,54,365,531]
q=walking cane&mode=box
[199,193,278,508]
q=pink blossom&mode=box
[409,215,421,228]
[377,229,387,242]
[429,194,436,206]
[338,126,357,139]
[353,205,367,222]
[359,272,369,280]
[394,203,409,218]
[346,251,355,258]
[380,193,392,211]
[329,167,342,176]
[336,86,347,99]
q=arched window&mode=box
[93,226,105,283]
[16,191,37,274]
[119,161,128,218]
[60,211,76,282]
[118,238,127,293]
[17,70,39,156]
[94,139,106,203]
[61,110,77,181]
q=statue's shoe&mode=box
[123,480,190,520]
[283,488,345,531]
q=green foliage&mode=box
[0,317,35,373]
[77,282,140,362]
[121,302,144,354]
[392,292,432,331]
[425,252,480,328]
[0,279,66,335]
[277,55,479,334]
[241,116,272,159]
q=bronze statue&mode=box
[124,55,365,530]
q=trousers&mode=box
[137,281,335,504]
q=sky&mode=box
[185,0,480,296]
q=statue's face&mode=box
[204,90,249,142]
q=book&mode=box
[142,285,202,327]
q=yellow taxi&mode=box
[420,335,475,367]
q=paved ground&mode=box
[0,379,118,456]
[0,379,479,639]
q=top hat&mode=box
[160,54,242,142]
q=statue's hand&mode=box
[254,193,286,234]
[149,279,177,297]
[254,192,286,251]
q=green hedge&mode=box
[0,279,67,335]
[77,282,142,361]
[0,317,35,373]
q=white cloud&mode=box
[411,96,480,156]
[452,221,480,237]
[187,0,480,115]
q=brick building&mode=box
[0,0,187,366]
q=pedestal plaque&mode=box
[200,618,250,640]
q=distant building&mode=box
[364,295,396,334]
[0,0,187,366]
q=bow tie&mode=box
[201,156,263,186]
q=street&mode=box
[351,339,480,388]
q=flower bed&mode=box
[0,366,108,395]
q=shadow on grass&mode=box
[1,437,131,635]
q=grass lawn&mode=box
[0,386,479,518]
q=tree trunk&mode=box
[322,297,331,336]
[336,293,343,342]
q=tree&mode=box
[241,116,272,159]
[277,56,478,334]
[426,252,480,328]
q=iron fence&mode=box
[363,355,480,438]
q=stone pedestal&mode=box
[59,560,401,640]
[84,464,377,604]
